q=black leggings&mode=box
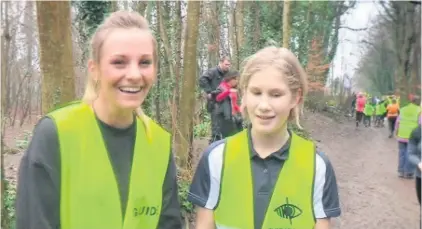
[388,117,397,134]
[364,115,371,126]
[355,111,364,127]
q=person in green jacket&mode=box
[363,101,375,127]
[15,11,183,229]
[395,96,421,178]
[375,100,387,127]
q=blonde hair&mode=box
[239,46,308,128]
[82,10,158,118]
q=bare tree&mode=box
[36,1,76,114]
[282,0,292,48]
[1,3,10,228]
[174,0,201,169]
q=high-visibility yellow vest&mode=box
[47,102,171,229]
[376,102,387,115]
[214,130,316,229]
[397,103,421,139]
[364,103,375,116]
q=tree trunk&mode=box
[229,3,237,68]
[174,0,200,169]
[219,1,230,57]
[1,3,10,228]
[391,2,416,104]
[136,1,147,16]
[1,0,10,125]
[234,0,244,68]
[171,0,182,144]
[282,0,291,48]
[410,7,421,94]
[36,1,75,114]
[110,1,118,12]
[123,0,129,10]
[252,1,261,51]
[22,1,35,125]
[157,1,174,79]
[206,1,220,68]
[323,3,342,78]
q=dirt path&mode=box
[302,111,420,229]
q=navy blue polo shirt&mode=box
[188,129,341,229]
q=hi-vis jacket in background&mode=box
[214,130,316,229]
[48,102,171,229]
[397,103,421,139]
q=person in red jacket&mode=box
[214,70,243,138]
[216,72,241,114]
[355,93,366,128]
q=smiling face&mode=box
[243,67,299,135]
[89,28,156,112]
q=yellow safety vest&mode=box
[47,102,171,229]
[214,130,316,229]
[397,103,421,139]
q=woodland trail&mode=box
[302,111,420,229]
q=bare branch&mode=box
[338,1,357,16]
[360,39,396,56]
[339,26,368,32]
[379,1,396,22]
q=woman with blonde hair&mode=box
[15,11,182,229]
[188,47,341,229]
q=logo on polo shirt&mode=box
[274,197,303,225]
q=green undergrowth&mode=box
[2,179,16,229]
[177,169,195,228]
[288,122,311,140]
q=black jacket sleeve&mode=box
[156,154,183,229]
[15,117,61,229]
[199,70,213,94]
[221,99,232,121]
[211,87,223,100]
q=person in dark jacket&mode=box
[214,70,243,138]
[407,122,421,228]
[350,92,356,117]
[199,56,231,143]
[408,123,421,204]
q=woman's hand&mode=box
[418,162,422,171]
